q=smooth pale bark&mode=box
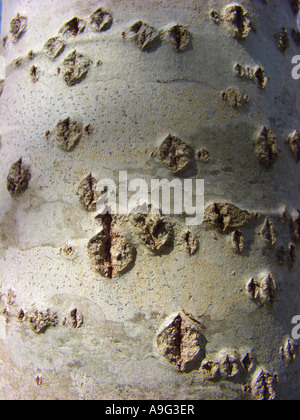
[0,0,299,400]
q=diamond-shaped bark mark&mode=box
[7,157,31,197]
[246,274,277,309]
[259,218,278,246]
[10,14,27,43]
[59,17,86,37]
[154,134,194,175]
[62,50,91,86]
[274,27,290,52]
[250,369,278,400]
[156,312,206,372]
[201,350,250,381]
[254,67,268,89]
[223,4,252,39]
[231,230,244,253]
[90,8,113,32]
[260,274,277,308]
[77,173,99,211]
[233,64,267,89]
[44,37,66,60]
[129,21,160,51]
[280,338,298,363]
[219,353,241,379]
[241,352,254,373]
[131,212,173,253]
[87,214,136,278]
[204,203,252,232]
[286,130,300,163]
[246,278,260,301]
[183,230,198,255]
[169,24,191,52]
[255,127,279,169]
[54,117,83,151]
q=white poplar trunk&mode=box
[0,0,299,400]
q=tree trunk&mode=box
[0,0,299,400]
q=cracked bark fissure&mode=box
[87,173,95,209]
[235,6,245,34]
[169,314,182,368]
[102,214,114,279]
[176,315,183,367]
[157,313,203,372]
[214,203,225,231]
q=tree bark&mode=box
[0,0,299,400]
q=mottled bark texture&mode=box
[0,0,300,400]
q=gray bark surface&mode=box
[0,0,299,400]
